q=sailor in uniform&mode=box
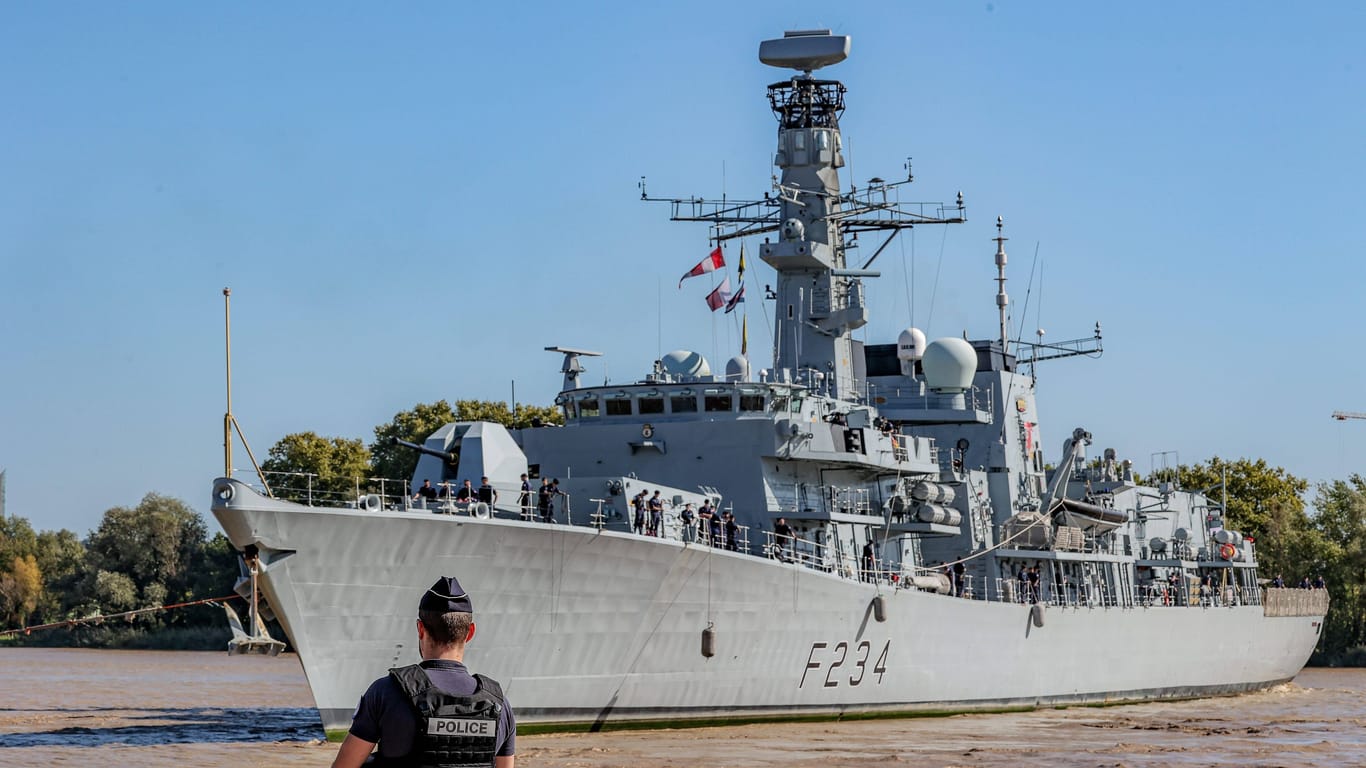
[332,576,516,767]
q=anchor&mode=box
[225,548,286,657]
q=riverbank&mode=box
[1,624,233,651]
[1,648,1362,767]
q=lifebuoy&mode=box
[1219,542,1236,560]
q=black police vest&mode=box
[384,664,505,768]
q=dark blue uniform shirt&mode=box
[349,659,515,759]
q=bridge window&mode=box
[739,392,765,412]
[638,397,664,414]
[704,389,734,412]
[670,394,697,413]
[578,397,600,418]
[605,397,631,416]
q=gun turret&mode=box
[390,437,458,465]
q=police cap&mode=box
[419,576,473,614]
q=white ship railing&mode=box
[242,470,414,510]
[240,470,1302,612]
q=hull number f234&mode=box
[799,640,890,688]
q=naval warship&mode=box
[212,30,1327,735]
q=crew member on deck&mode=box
[331,576,515,768]
[773,518,794,561]
[537,478,553,522]
[517,474,532,520]
[413,480,439,505]
[631,491,646,534]
[456,480,475,503]
[647,491,663,537]
[679,503,696,543]
[478,477,498,506]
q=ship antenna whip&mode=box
[1012,242,1040,352]
[223,288,273,496]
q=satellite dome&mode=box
[661,350,711,378]
[921,337,976,392]
[896,327,927,361]
[724,355,750,381]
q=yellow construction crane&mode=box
[1332,411,1366,421]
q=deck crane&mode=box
[1332,411,1366,421]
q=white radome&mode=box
[897,327,927,361]
[661,350,711,378]
[921,337,977,391]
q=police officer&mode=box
[332,576,515,767]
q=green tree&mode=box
[369,399,564,484]
[1149,457,1314,582]
[0,514,38,564]
[510,402,564,429]
[369,401,460,484]
[1308,476,1366,656]
[261,431,372,504]
[33,529,85,622]
[90,569,138,613]
[187,533,244,603]
[84,493,209,609]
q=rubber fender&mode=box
[1031,603,1045,627]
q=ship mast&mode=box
[644,30,966,402]
[994,217,1009,356]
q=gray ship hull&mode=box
[213,481,1322,734]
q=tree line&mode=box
[1,402,1361,663]
[0,493,240,642]
[0,400,557,644]
[260,399,561,503]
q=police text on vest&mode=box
[427,717,494,736]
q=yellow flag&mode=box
[741,314,748,356]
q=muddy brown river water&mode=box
[0,647,1362,767]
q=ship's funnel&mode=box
[759,30,850,72]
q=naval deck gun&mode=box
[389,437,458,466]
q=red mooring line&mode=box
[0,593,244,637]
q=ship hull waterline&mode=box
[212,480,1322,736]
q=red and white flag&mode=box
[704,277,732,311]
[679,246,724,288]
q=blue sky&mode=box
[2,2,1363,534]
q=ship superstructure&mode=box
[212,30,1326,736]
